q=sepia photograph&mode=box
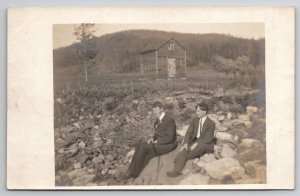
[53,23,266,186]
[7,7,294,190]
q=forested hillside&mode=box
[53,30,264,73]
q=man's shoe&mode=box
[167,171,180,178]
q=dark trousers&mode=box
[173,142,209,174]
[128,142,157,178]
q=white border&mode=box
[7,7,295,189]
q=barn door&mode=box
[167,58,176,78]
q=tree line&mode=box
[53,28,265,77]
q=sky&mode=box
[53,23,264,49]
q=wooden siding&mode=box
[140,38,187,78]
[157,39,185,57]
[140,51,156,74]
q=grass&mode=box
[54,66,253,99]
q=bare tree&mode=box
[74,23,97,82]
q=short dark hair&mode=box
[153,101,163,109]
[195,102,209,112]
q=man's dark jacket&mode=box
[152,113,178,155]
[183,116,216,152]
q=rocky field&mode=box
[54,87,266,186]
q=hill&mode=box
[53,29,265,74]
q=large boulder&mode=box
[215,132,238,144]
[179,174,210,185]
[106,154,114,161]
[232,119,247,127]
[246,106,258,116]
[92,140,103,148]
[218,115,226,122]
[79,155,91,164]
[73,174,96,186]
[222,120,233,128]
[67,168,89,179]
[239,138,263,149]
[59,126,74,133]
[199,153,217,163]
[101,168,109,175]
[244,160,266,180]
[223,166,245,180]
[238,114,250,121]
[108,169,118,175]
[217,125,229,132]
[78,141,86,149]
[92,155,105,164]
[55,172,73,186]
[237,139,266,163]
[193,153,217,173]
[73,162,81,169]
[227,112,237,120]
[231,114,253,128]
[233,128,249,141]
[73,122,81,129]
[244,121,253,129]
[205,158,241,180]
[193,159,206,168]
[221,144,237,158]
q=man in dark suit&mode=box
[167,102,216,177]
[123,101,178,179]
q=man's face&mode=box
[196,107,206,119]
[152,106,163,119]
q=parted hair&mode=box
[195,102,209,112]
[153,101,163,109]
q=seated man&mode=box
[123,101,178,179]
[167,102,216,177]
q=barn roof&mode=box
[140,37,186,54]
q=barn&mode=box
[140,38,187,78]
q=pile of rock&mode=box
[55,118,130,186]
[134,105,266,185]
[55,95,161,186]
[54,87,266,186]
[189,105,266,184]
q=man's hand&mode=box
[147,138,154,144]
[190,143,198,151]
[180,144,188,151]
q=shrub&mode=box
[211,55,260,88]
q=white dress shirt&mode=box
[196,115,207,139]
[158,111,165,122]
[154,112,165,143]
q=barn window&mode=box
[168,41,175,51]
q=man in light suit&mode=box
[167,102,216,177]
[123,101,178,179]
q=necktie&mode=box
[197,118,202,138]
